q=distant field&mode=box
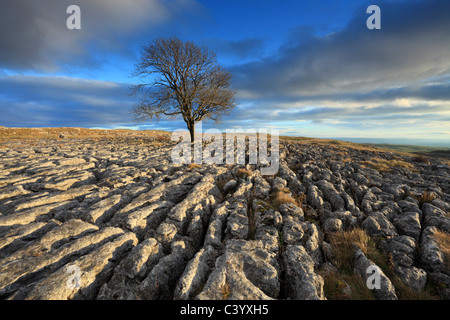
[366,143,450,154]
[0,127,170,143]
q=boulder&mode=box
[282,245,325,300]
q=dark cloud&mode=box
[232,0,450,99]
[0,0,203,72]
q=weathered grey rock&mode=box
[254,204,283,231]
[204,218,224,249]
[279,162,305,195]
[361,188,386,214]
[431,198,450,212]
[392,211,421,241]
[387,236,427,291]
[0,225,126,297]
[353,248,397,300]
[185,203,205,249]
[83,194,122,225]
[197,240,279,300]
[11,231,138,300]
[340,190,359,213]
[0,200,76,227]
[224,198,249,240]
[0,185,30,201]
[271,177,287,192]
[0,135,448,300]
[253,174,271,199]
[396,265,427,292]
[97,238,164,300]
[0,219,98,266]
[362,212,397,239]
[323,218,343,233]
[323,209,357,230]
[282,245,325,300]
[55,158,86,166]
[306,184,324,209]
[304,222,323,267]
[353,173,369,186]
[223,179,237,194]
[385,184,410,201]
[204,201,231,249]
[123,201,174,240]
[166,175,220,233]
[111,173,200,225]
[137,240,192,300]
[278,203,304,220]
[0,221,48,254]
[15,184,97,211]
[316,180,345,211]
[36,171,97,191]
[174,245,217,300]
[422,203,450,233]
[26,162,96,178]
[155,222,178,253]
[397,199,422,216]
[420,226,448,274]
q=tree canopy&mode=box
[130,37,236,142]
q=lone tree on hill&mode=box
[130,37,237,142]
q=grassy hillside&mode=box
[366,143,450,154]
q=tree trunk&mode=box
[188,121,195,143]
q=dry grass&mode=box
[321,228,376,300]
[321,270,374,300]
[221,280,231,300]
[270,190,298,209]
[412,155,430,164]
[414,191,437,207]
[0,127,170,143]
[326,228,440,300]
[328,229,372,275]
[295,192,306,211]
[216,179,228,194]
[280,136,381,153]
[288,163,302,172]
[236,168,252,179]
[156,134,171,141]
[360,157,415,172]
[435,230,450,271]
[187,163,202,169]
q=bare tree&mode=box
[130,37,237,142]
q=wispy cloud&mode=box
[0,75,133,127]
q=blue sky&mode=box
[0,0,449,147]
